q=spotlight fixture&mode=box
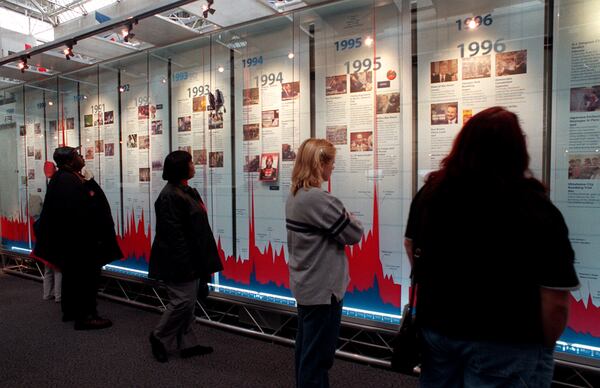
[122,22,136,43]
[364,36,374,47]
[48,101,54,106]
[118,85,126,93]
[467,19,477,29]
[203,0,216,18]
[288,52,295,59]
[217,65,224,73]
[17,57,29,73]
[63,43,75,60]
[161,77,167,84]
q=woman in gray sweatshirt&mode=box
[286,138,364,388]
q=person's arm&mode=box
[540,287,570,347]
[404,238,414,268]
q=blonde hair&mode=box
[291,138,336,195]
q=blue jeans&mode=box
[295,296,343,388]
[420,328,554,388]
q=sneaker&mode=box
[149,333,168,363]
[180,345,213,358]
[74,316,112,330]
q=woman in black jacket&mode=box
[148,150,223,363]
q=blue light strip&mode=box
[11,246,32,253]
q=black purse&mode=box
[390,248,421,374]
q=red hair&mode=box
[426,107,543,191]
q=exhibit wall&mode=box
[1,0,600,367]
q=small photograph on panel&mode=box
[66,118,75,130]
[262,110,279,128]
[244,155,260,172]
[127,133,138,148]
[570,86,600,112]
[243,88,259,105]
[350,71,372,93]
[84,114,93,128]
[326,75,347,95]
[34,123,42,134]
[243,124,260,141]
[95,113,103,127]
[178,145,192,155]
[282,144,296,161]
[19,125,26,136]
[193,149,207,166]
[209,151,224,168]
[193,96,207,112]
[150,105,157,119]
[27,146,34,157]
[48,120,56,132]
[151,120,163,135]
[326,126,347,145]
[28,169,35,180]
[34,149,42,160]
[178,116,192,132]
[431,102,459,125]
[85,146,94,160]
[496,50,527,76]
[138,135,150,150]
[430,59,458,83]
[138,105,150,120]
[376,93,400,114]
[104,111,114,125]
[259,153,278,182]
[152,159,163,171]
[568,155,600,180]
[350,131,373,152]
[95,140,104,153]
[463,109,473,124]
[462,56,491,80]
[282,81,300,101]
[105,143,115,156]
[209,112,224,130]
[139,167,150,182]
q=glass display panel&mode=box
[551,0,600,366]
[416,0,546,181]
[0,86,28,251]
[309,0,412,323]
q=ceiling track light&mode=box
[122,21,137,43]
[63,41,75,60]
[17,56,29,73]
[203,0,216,18]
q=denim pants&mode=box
[295,296,343,388]
[420,328,555,388]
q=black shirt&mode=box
[405,178,579,344]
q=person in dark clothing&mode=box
[34,146,122,330]
[148,150,223,363]
[405,107,579,387]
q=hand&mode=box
[81,167,94,181]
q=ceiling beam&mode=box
[0,0,201,67]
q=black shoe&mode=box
[149,333,168,363]
[180,345,213,358]
[74,316,112,330]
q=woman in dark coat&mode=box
[34,146,122,330]
[148,150,223,363]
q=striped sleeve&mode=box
[286,190,363,245]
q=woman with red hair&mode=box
[405,107,579,387]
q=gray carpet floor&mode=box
[0,273,417,387]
